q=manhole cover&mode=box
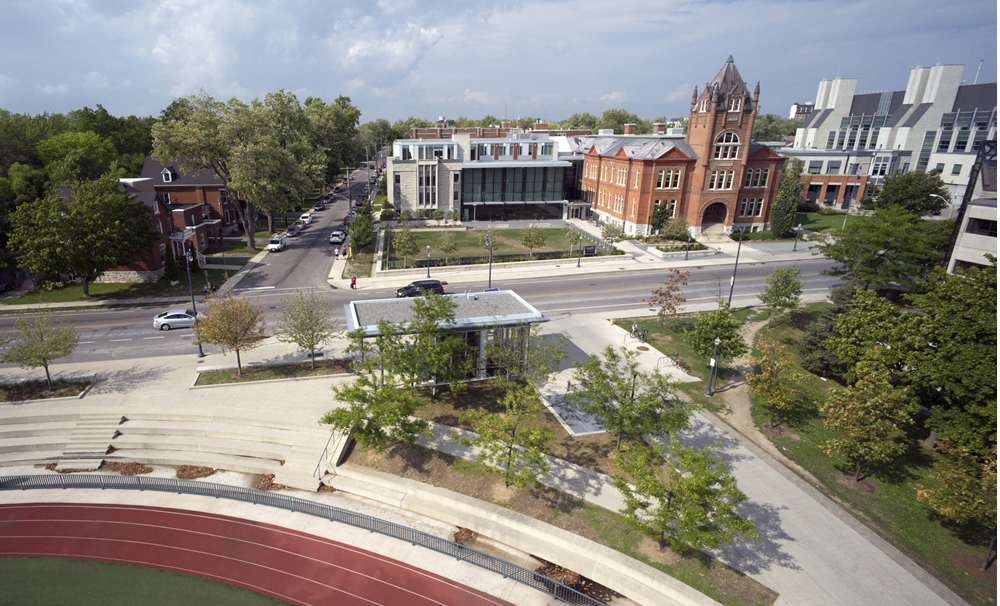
[637,346,649,351]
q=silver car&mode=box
[153,309,206,331]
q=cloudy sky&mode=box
[0,0,996,124]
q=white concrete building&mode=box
[785,63,996,207]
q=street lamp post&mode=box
[727,228,743,307]
[793,223,803,251]
[704,337,721,396]
[842,207,851,230]
[928,193,952,219]
[485,234,493,289]
[576,233,583,267]
[180,237,206,358]
[426,245,431,278]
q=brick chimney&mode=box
[653,122,666,134]
[534,119,548,130]
[501,121,511,129]
[623,123,636,135]
[516,119,522,128]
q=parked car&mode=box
[286,224,301,237]
[313,201,324,211]
[396,280,445,298]
[299,213,312,225]
[342,177,348,184]
[329,230,346,244]
[333,186,342,193]
[267,234,287,252]
[343,215,351,225]
[153,309,206,331]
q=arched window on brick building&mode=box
[713,132,741,160]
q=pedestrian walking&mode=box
[334,247,340,259]
[350,275,357,290]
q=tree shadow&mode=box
[710,499,802,574]
[86,364,172,395]
[861,438,935,486]
[527,485,586,516]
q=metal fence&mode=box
[384,249,597,270]
[0,474,603,606]
[566,224,618,252]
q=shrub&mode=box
[380,208,396,221]
[797,202,820,213]
[816,206,846,216]
[729,230,787,241]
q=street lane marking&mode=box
[143,337,166,340]
[110,339,132,342]
[79,341,95,344]
[235,286,276,291]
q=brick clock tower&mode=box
[683,56,783,235]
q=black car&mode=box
[396,280,445,298]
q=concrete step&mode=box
[0,413,82,426]
[118,420,299,444]
[0,450,64,466]
[324,469,405,508]
[122,410,316,432]
[103,449,283,475]
[110,434,290,460]
[271,469,322,492]
[55,458,105,471]
[0,422,77,438]
[0,437,68,454]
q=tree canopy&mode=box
[0,310,80,390]
[863,171,950,215]
[8,173,160,296]
[751,114,800,142]
[770,158,802,237]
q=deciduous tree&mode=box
[565,346,691,451]
[439,231,459,265]
[276,289,339,369]
[760,266,803,329]
[915,443,997,571]
[193,292,268,374]
[485,321,567,396]
[686,301,748,370]
[520,225,546,259]
[600,223,627,245]
[646,269,689,334]
[820,352,918,482]
[455,384,554,488]
[0,310,80,390]
[392,225,418,268]
[613,439,758,551]
[817,207,950,290]
[9,173,160,296]
[348,214,375,250]
[393,294,471,390]
[746,334,805,427]
[864,171,950,216]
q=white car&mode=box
[267,234,286,252]
[153,309,206,331]
[329,230,346,244]
[299,213,312,225]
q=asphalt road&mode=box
[0,256,841,365]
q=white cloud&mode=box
[344,24,442,72]
[83,72,109,89]
[0,74,16,88]
[600,91,627,104]
[664,83,693,103]
[41,84,70,95]
[462,89,492,104]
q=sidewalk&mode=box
[0,302,967,606]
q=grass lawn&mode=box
[1,269,233,305]
[0,378,91,402]
[0,557,288,605]
[343,239,377,279]
[194,359,351,385]
[619,308,758,412]
[743,305,997,606]
[795,211,846,233]
[386,228,595,265]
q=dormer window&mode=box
[728,98,741,112]
[700,99,708,112]
[161,168,173,183]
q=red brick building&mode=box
[574,57,786,237]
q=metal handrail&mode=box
[0,474,602,606]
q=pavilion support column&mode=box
[478,328,488,378]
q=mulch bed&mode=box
[318,484,337,493]
[255,474,289,491]
[176,465,216,480]
[535,559,622,604]
[453,527,478,545]
[196,359,352,386]
[101,461,153,476]
[834,470,878,495]
[0,379,91,402]
[42,463,99,474]
[761,423,801,441]
[952,550,996,589]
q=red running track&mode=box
[0,503,516,606]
